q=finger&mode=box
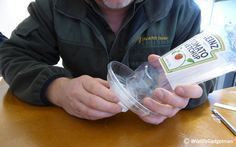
[140,114,167,125]
[148,54,161,68]
[83,78,119,103]
[61,99,88,119]
[143,97,180,118]
[175,84,203,98]
[79,88,122,114]
[95,78,110,88]
[153,88,189,108]
[73,101,116,120]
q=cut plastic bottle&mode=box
[107,24,236,116]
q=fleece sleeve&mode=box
[0,0,72,105]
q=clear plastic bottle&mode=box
[125,62,172,102]
[107,24,236,116]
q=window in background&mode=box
[212,0,236,26]
[211,0,236,89]
[0,0,34,38]
[195,0,236,90]
[194,0,215,30]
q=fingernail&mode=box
[155,89,164,100]
[144,97,153,107]
[116,105,122,112]
[176,86,185,96]
[113,96,119,101]
[110,93,119,102]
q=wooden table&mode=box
[0,80,236,147]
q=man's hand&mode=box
[139,54,203,125]
[46,75,122,120]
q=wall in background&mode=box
[0,0,34,37]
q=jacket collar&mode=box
[55,0,173,21]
